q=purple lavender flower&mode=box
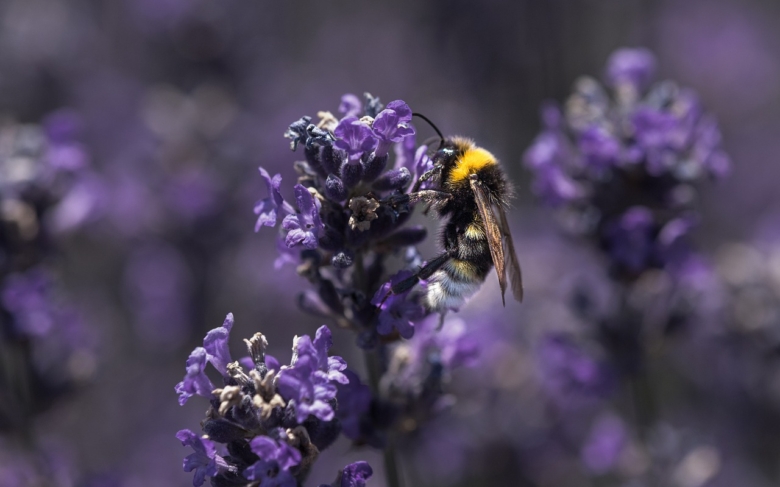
[371,271,425,339]
[333,116,378,161]
[339,94,362,118]
[176,429,222,486]
[255,167,294,231]
[372,100,415,157]
[339,461,373,487]
[282,184,323,249]
[203,313,235,377]
[295,325,349,384]
[244,434,301,486]
[319,461,374,487]
[277,353,338,423]
[2,271,56,337]
[175,347,215,405]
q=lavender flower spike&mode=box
[175,347,215,405]
[255,167,294,231]
[203,313,235,377]
[282,184,323,249]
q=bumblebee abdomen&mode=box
[425,259,487,312]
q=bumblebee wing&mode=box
[496,202,524,302]
[470,177,508,305]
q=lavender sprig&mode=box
[252,93,482,487]
[175,314,369,486]
[524,47,729,281]
[524,47,732,453]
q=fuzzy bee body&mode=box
[389,136,523,313]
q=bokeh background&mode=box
[1,0,780,485]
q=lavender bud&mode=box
[332,249,354,269]
[303,416,342,451]
[363,92,384,117]
[321,145,343,175]
[304,146,326,177]
[324,174,347,202]
[372,167,411,191]
[318,279,345,314]
[340,161,363,188]
[361,153,388,182]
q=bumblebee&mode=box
[387,120,523,313]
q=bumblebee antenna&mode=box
[412,113,445,149]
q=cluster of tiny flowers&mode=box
[255,93,433,345]
[524,48,730,279]
[0,110,98,433]
[507,49,739,486]
[175,313,373,486]
[251,93,480,462]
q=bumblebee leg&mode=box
[385,190,452,216]
[376,249,456,308]
[412,168,437,192]
[390,251,452,295]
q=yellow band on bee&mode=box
[449,147,497,183]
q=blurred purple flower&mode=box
[606,47,657,90]
[175,347,215,405]
[336,370,372,441]
[164,169,219,221]
[2,270,56,337]
[581,414,627,474]
[339,94,362,118]
[538,334,613,407]
[631,107,683,174]
[524,48,730,275]
[333,116,377,161]
[282,184,323,249]
[605,207,656,273]
[579,125,621,169]
[122,242,191,347]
